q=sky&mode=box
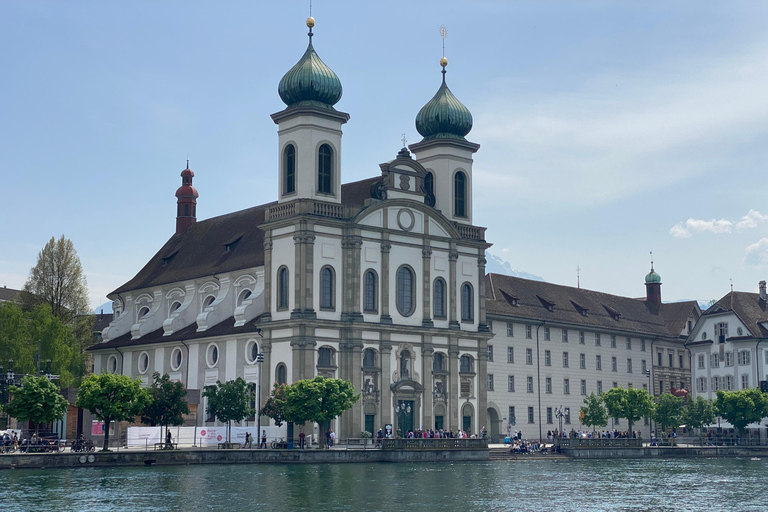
[1,1,767,311]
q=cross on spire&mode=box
[401,133,408,148]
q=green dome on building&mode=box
[278,22,342,109]
[645,268,662,284]
[415,63,473,141]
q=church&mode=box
[90,16,493,440]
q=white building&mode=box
[687,282,768,434]
[88,18,492,440]
[484,267,699,441]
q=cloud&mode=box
[745,238,768,266]
[736,209,768,230]
[669,218,733,238]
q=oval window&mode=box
[138,352,149,374]
[207,344,219,367]
[170,347,183,371]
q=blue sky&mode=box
[2,1,767,311]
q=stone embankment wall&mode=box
[0,448,489,470]
[563,446,768,459]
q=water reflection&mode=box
[0,458,765,511]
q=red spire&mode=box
[175,160,199,234]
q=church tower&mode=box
[409,56,479,225]
[175,160,198,234]
[645,263,662,308]
[271,17,349,204]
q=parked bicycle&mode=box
[71,438,95,453]
[271,437,288,449]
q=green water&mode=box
[0,458,764,511]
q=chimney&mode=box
[760,281,766,301]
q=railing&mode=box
[381,438,488,450]
[453,223,486,241]
[266,200,347,222]
[557,438,642,448]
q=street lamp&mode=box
[256,352,264,446]
[395,401,411,437]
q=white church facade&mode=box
[89,17,493,440]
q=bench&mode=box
[217,442,241,449]
[154,443,178,450]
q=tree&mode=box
[653,393,684,432]
[261,382,289,426]
[283,376,359,449]
[140,372,190,441]
[76,373,149,451]
[714,389,768,434]
[5,375,68,433]
[580,392,608,431]
[0,302,83,387]
[682,395,716,432]
[21,235,90,323]
[602,387,654,433]
[203,378,253,444]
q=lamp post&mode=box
[256,352,264,446]
[395,400,411,437]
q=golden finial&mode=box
[440,57,448,68]
[307,16,315,28]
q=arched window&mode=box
[318,144,333,194]
[276,363,287,385]
[277,267,289,310]
[433,352,444,371]
[137,306,150,320]
[184,204,190,216]
[363,348,376,368]
[396,266,415,317]
[433,278,446,318]
[454,171,467,218]
[238,289,252,306]
[169,301,182,315]
[424,172,434,195]
[203,295,216,309]
[320,266,335,309]
[318,347,334,367]
[460,354,473,373]
[400,350,411,378]
[284,144,296,195]
[364,270,377,312]
[461,283,473,321]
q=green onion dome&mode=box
[278,19,342,109]
[415,60,473,141]
[645,268,662,284]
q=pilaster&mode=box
[448,248,459,329]
[261,236,273,322]
[422,245,433,327]
[448,341,460,431]
[421,339,434,430]
[380,240,392,324]
[380,336,393,427]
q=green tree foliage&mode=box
[21,235,90,323]
[682,395,716,431]
[653,393,684,432]
[0,302,83,387]
[602,387,654,433]
[76,373,149,451]
[140,372,190,439]
[5,375,68,433]
[260,383,289,427]
[714,389,768,433]
[580,392,608,431]
[203,378,253,444]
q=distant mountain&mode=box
[486,252,544,282]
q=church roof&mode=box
[278,27,342,109]
[111,177,382,296]
[485,273,695,339]
[415,68,473,141]
[88,315,263,351]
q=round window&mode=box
[138,352,149,374]
[207,344,219,367]
[246,340,259,364]
[170,347,183,371]
[107,355,118,374]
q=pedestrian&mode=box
[376,428,384,447]
[165,430,173,448]
[329,429,336,447]
[299,428,306,449]
[260,430,267,449]
[243,432,252,448]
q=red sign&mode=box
[200,430,206,436]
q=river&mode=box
[0,458,764,511]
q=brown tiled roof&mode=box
[111,177,384,296]
[88,315,263,351]
[0,286,21,302]
[486,273,692,338]
[659,300,700,338]
[705,291,768,337]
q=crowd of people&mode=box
[546,429,643,440]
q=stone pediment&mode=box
[390,379,424,394]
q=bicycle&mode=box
[271,437,287,449]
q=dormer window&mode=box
[203,295,216,309]
[138,306,150,319]
[571,301,588,316]
[604,305,621,321]
[224,236,242,253]
[162,251,179,266]
[537,296,555,312]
